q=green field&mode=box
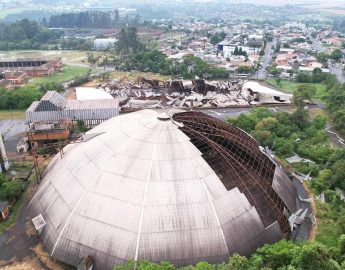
[29,65,90,85]
[266,79,327,101]
[0,110,26,120]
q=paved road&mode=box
[328,61,345,84]
[254,38,277,80]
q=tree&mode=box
[251,130,274,147]
[227,113,257,133]
[2,179,23,200]
[329,160,345,190]
[116,27,142,57]
[296,73,311,83]
[311,169,332,193]
[233,46,239,55]
[255,117,279,132]
[292,107,310,129]
[330,49,343,62]
[313,67,323,75]
[333,109,345,136]
[312,115,327,130]
[227,254,249,270]
[291,242,340,270]
[292,85,317,108]
[338,234,345,255]
[268,66,280,76]
[326,85,345,113]
[316,52,330,64]
[254,240,297,269]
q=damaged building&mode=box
[241,82,292,104]
[98,78,291,110]
[26,91,119,126]
[29,109,298,270]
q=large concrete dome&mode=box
[28,110,297,269]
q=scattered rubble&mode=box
[94,77,291,110]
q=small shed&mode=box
[0,201,9,221]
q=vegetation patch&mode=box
[0,110,26,120]
[29,65,90,85]
[267,79,327,101]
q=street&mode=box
[328,61,345,84]
[254,38,277,80]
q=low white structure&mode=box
[76,87,114,101]
[94,38,116,50]
[0,133,9,172]
[242,81,292,104]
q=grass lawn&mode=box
[29,65,90,85]
[0,110,26,120]
[266,79,327,101]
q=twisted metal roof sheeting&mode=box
[29,110,288,269]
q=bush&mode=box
[0,175,25,201]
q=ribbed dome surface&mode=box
[29,110,296,270]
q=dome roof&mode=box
[28,110,297,270]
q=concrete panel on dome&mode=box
[272,166,297,213]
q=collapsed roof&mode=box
[28,110,297,269]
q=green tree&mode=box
[311,169,332,193]
[3,179,23,200]
[333,109,345,136]
[291,242,340,270]
[234,46,239,55]
[116,27,143,57]
[312,115,327,130]
[251,130,274,147]
[329,160,345,190]
[253,240,297,269]
[330,49,343,62]
[227,254,249,270]
[292,85,316,108]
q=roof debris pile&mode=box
[97,77,292,111]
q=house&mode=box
[0,201,9,221]
[26,62,54,77]
[279,48,295,54]
[299,67,330,73]
[5,71,27,85]
[0,58,61,78]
